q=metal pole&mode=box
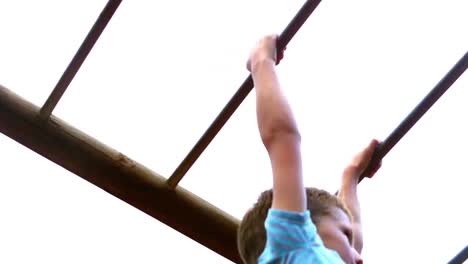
[168,0,323,188]
[359,51,468,181]
[448,245,468,264]
[40,0,122,119]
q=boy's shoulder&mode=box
[259,209,345,264]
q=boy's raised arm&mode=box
[248,35,305,213]
[338,139,380,253]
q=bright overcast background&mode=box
[0,1,467,263]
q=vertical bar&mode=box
[40,0,122,119]
[167,0,323,188]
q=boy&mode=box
[237,35,380,263]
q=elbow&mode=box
[261,125,301,152]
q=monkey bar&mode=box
[0,85,241,262]
[40,0,122,119]
[358,50,468,180]
[0,0,323,262]
[0,0,466,263]
[167,0,323,188]
[448,246,468,264]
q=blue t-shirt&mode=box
[258,209,345,263]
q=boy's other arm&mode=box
[248,35,305,212]
[338,139,380,253]
[339,172,363,253]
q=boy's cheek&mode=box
[321,235,355,264]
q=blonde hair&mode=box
[237,187,350,264]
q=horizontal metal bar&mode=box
[0,85,241,263]
[167,0,323,188]
[40,0,122,119]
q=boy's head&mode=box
[237,187,363,264]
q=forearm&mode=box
[339,139,380,253]
[339,177,363,252]
[251,60,299,145]
[352,223,363,254]
[252,59,305,212]
[339,180,361,221]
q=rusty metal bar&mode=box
[0,85,241,263]
[358,51,468,182]
[40,0,122,119]
[167,0,323,188]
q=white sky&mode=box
[0,0,467,263]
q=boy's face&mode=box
[316,207,363,264]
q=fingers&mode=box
[369,138,380,149]
[274,36,287,65]
[276,44,286,65]
[347,138,381,179]
[263,34,279,63]
[363,139,381,178]
[246,34,282,72]
[362,139,379,163]
[365,139,379,156]
[367,162,382,178]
